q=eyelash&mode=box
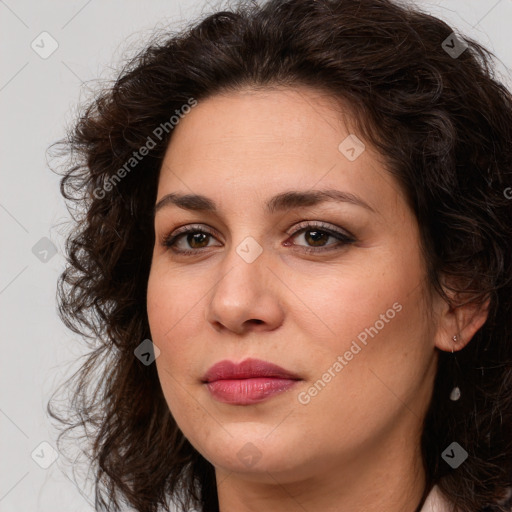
[161,221,356,256]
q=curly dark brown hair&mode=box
[48,0,512,510]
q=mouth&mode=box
[202,357,301,382]
[202,358,302,405]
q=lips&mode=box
[202,358,301,383]
[202,358,302,405]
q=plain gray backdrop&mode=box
[1,0,511,510]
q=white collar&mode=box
[419,485,452,512]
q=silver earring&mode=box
[449,335,461,401]
[450,386,461,401]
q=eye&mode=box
[161,221,356,256]
[161,224,220,255]
[284,221,356,254]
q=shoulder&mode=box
[420,485,453,512]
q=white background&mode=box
[1,0,511,510]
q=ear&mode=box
[432,287,490,352]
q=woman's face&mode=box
[147,87,441,485]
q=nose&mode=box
[205,243,285,335]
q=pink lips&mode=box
[202,358,301,405]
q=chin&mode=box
[193,429,316,480]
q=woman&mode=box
[48,0,512,511]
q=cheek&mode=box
[147,265,195,394]
[147,260,204,346]
[295,285,432,444]
[288,249,432,410]
[146,258,215,382]
[285,255,423,356]
[147,268,203,432]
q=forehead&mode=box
[156,86,400,216]
[163,86,354,159]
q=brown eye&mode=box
[162,221,356,256]
[185,232,210,249]
[162,225,221,254]
[286,222,356,253]
[302,229,331,247]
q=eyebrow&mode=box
[153,188,375,217]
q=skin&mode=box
[146,86,488,512]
